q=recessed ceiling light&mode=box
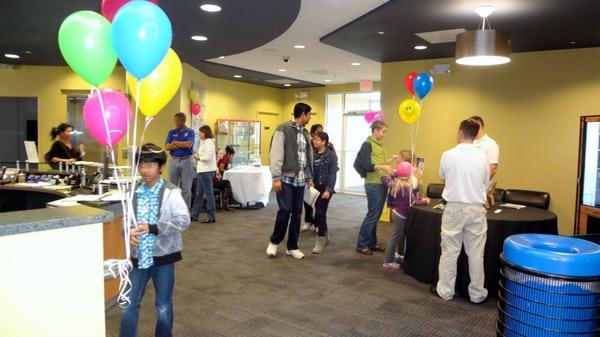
[570,41,577,45]
[324,79,332,83]
[351,62,361,66]
[233,75,242,78]
[24,50,32,54]
[191,35,208,41]
[200,4,221,12]
[283,84,291,87]
[377,31,384,35]
[293,45,305,49]
[278,69,286,72]
[218,56,225,59]
[4,53,20,59]
[414,45,428,50]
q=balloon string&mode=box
[128,79,142,228]
[95,87,133,308]
[125,72,130,149]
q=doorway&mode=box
[67,95,106,164]
[326,92,380,194]
[257,111,280,166]
[0,97,38,165]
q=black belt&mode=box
[172,155,192,160]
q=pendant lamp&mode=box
[455,5,511,66]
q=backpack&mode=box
[353,141,372,178]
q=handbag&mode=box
[303,186,320,207]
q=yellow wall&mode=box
[381,47,600,235]
[0,65,126,167]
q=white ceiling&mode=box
[206,0,388,85]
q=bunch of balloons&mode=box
[398,71,434,124]
[58,0,182,145]
[57,0,183,309]
[364,110,383,124]
[189,89,202,115]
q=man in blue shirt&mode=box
[165,112,195,209]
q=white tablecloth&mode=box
[223,165,272,206]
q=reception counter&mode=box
[0,204,113,337]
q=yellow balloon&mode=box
[398,98,421,124]
[127,48,183,117]
[188,89,200,103]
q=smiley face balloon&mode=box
[398,99,421,124]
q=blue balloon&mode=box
[111,1,172,80]
[413,72,434,99]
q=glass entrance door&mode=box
[341,112,371,194]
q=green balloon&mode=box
[58,11,117,87]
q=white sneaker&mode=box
[301,222,313,232]
[266,243,278,257]
[285,249,305,259]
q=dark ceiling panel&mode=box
[321,0,600,62]
[0,0,306,87]
[196,61,323,89]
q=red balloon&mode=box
[191,103,201,115]
[100,0,158,22]
[404,72,418,95]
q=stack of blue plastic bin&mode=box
[497,234,600,337]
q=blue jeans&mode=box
[168,156,195,209]
[191,171,216,220]
[120,263,175,337]
[357,183,388,249]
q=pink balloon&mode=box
[372,111,383,121]
[191,103,201,115]
[100,0,158,22]
[83,89,130,146]
[364,111,375,123]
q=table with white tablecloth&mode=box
[223,165,272,206]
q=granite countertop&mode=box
[0,205,113,236]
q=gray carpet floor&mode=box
[106,193,497,337]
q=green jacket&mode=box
[366,136,386,184]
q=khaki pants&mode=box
[436,202,488,302]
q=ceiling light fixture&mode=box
[218,56,225,59]
[233,75,242,78]
[377,31,384,35]
[283,84,291,87]
[200,4,221,12]
[191,35,208,41]
[293,45,305,49]
[278,69,286,72]
[4,53,20,59]
[414,45,428,50]
[351,62,361,66]
[455,5,511,66]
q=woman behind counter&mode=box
[45,123,85,169]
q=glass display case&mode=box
[215,119,261,167]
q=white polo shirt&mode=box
[439,143,490,204]
[474,134,499,165]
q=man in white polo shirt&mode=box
[434,119,490,303]
[470,116,499,179]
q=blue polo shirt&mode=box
[165,127,195,158]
